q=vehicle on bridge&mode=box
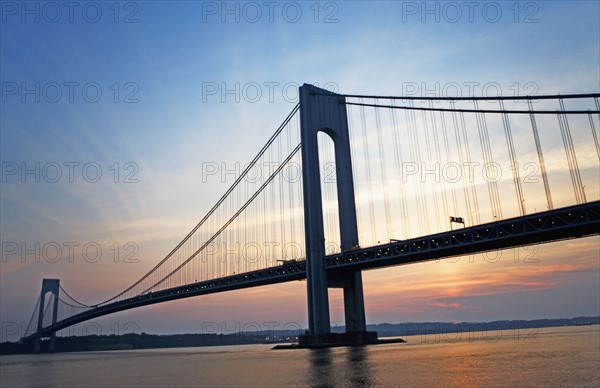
[277,259,297,265]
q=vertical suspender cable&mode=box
[270,144,277,266]
[588,99,600,161]
[390,100,411,238]
[244,160,248,273]
[408,101,430,235]
[347,106,364,241]
[375,100,393,239]
[499,100,526,215]
[527,100,553,210]
[406,105,421,233]
[278,134,286,259]
[25,295,42,335]
[42,295,52,328]
[262,158,268,268]
[423,105,441,232]
[475,101,503,219]
[359,99,377,244]
[441,110,460,218]
[297,113,304,253]
[459,111,480,224]
[558,99,586,203]
[287,121,296,260]
[430,103,450,227]
[417,105,430,234]
[450,101,474,225]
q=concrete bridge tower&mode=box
[298,84,377,345]
[34,278,60,352]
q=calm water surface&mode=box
[1,326,598,387]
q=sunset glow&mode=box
[1,1,599,341]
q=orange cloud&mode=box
[361,240,599,317]
[427,301,462,309]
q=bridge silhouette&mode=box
[21,85,600,350]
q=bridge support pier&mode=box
[327,270,377,344]
[34,279,60,352]
[341,271,367,333]
[298,84,377,346]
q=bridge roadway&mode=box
[22,200,600,343]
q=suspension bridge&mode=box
[20,84,600,350]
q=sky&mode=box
[1,1,599,340]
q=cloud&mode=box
[362,239,599,319]
[427,301,462,309]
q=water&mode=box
[1,326,598,387]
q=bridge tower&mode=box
[34,278,60,352]
[299,84,377,345]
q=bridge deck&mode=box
[22,200,600,343]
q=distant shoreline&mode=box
[2,316,598,355]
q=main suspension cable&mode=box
[99,104,300,305]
